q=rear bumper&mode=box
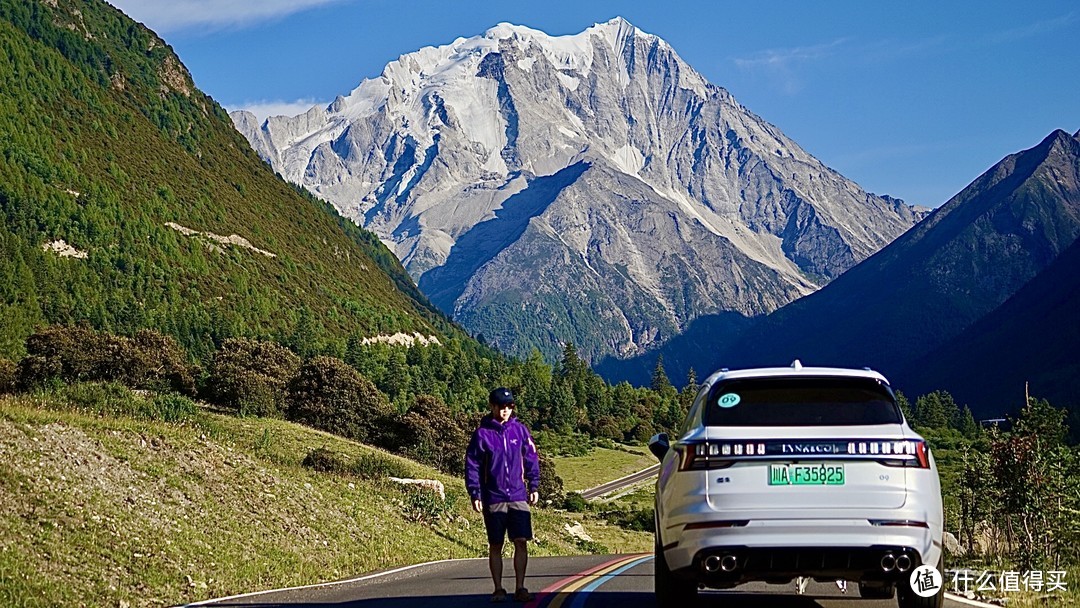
[662,518,941,587]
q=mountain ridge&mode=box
[232,18,924,362]
[597,128,1080,417]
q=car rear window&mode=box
[705,376,902,427]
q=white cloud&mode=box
[731,39,847,94]
[106,0,345,33]
[993,12,1075,43]
[226,99,330,122]
[733,39,847,71]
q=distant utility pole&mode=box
[1025,381,1030,406]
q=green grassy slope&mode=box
[0,387,651,607]
[0,0,453,360]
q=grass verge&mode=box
[552,444,654,492]
[0,385,651,607]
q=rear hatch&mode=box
[692,376,918,511]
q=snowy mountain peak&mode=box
[232,20,924,363]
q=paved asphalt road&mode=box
[191,553,969,608]
[579,464,660,500]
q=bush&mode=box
[18,326,148,389]
[14,326,198,395]
[563,492,588,512]
[40,382,201,424]
[399,484,458,525]
[387,394,470,475]
[132,329,199,396]
[302,448,411,479]
[629,421,655,444]
[302,448,349,474]
[533,429,592,457]
[0,357,15,394]
[351,452,411,479]
[147,393,198,423]
[601,505,655,532]
[208,338,299,417]
[56,381,136,416]
[286,356,392,443]
[591,416,623,442]
[538,453,565,506]
[575,538,609,554]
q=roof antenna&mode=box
[791,359,803,370]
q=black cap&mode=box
[489,387,514,406]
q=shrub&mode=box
[388,394,470,475]
[45,381,202,424]
[538,453,565,506]
[591,415,623,442]
[208,338,300,417]
[563,492,588,512]
[146,393,198,423]
[398,484,457,525]
[629,421,655,444]
[13,326,199,395]
[351,452,411,479]
[132,329,199,396]
[601,505,655,532]
[56,381,136,416]
[286,356,392,443]
[0,357,15,394]
[302,447,349,474]
[575,538,609,554]
[533,429,592,457]
[18,326,148,389]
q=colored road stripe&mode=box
[534,555,636,595]
[528,555,635,608]
[531,554,650,608]
[566,555,653,608]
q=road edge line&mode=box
[178,557,482,606]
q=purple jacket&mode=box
[465,414,540,504]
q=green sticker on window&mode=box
[718,393,741,408]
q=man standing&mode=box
[465,387,541,603]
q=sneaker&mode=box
[513,588,534,602]
[490,588,507,603]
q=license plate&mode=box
[769,463,845,485]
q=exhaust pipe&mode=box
[720,555,738,572]
[880,553,896,572]
[896,554,912,572]
[703,555,722,573]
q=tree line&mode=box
[900,389,1080,570]
[0,325,694,492]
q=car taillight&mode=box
[676,439,931,470]
[850,439,931,468]
[678,441,765,470]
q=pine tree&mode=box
[651,355,672,394]
[915,390,957,429]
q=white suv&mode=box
[649,362,944,608]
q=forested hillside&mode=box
[0,0,695,443]
[0,0,447,361]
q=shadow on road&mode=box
[205,590,837,607]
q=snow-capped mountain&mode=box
[232,17,924,362]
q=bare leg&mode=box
[512,538,529,591]
[489,543,504,590]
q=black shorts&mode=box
[483,506,533,545]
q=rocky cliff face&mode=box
[232,18,923,361]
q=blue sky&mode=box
[107,0,1078,208]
